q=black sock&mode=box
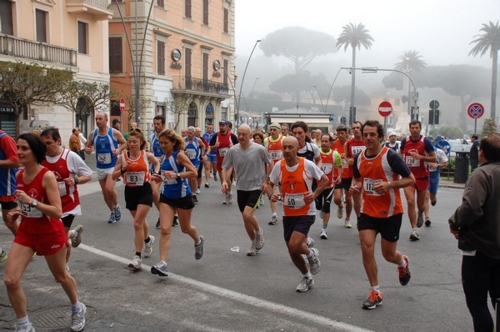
[144,236,151,244]
[136,252,141,258]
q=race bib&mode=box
[219,148,229,157]
[126,172,145,185]
[405,156,420,167]
[97,153,112,164]
[161,173,177,185]
[342,159,348,168]
[20,203,43,218]
[351,146,366,157]
[322,163,333,175]
[363,178,383,196]
[269,150,283,160]
[186,148,197,159]
[58,181,67,196]
[284,193,305,209]
[428,164,438,172]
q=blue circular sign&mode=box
[435,140,451,155]
[206,103,214,113]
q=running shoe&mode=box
[296,276,314,292]
[260,196,265,206]
[71,302,87,331]
[425,218,432,227]
[196,188,201,194]
[107,211,116,224]
[362,290,384,310]
[337,206,343,219]
[431,199,437,206]
[128,255,142,270]
[255,228,265,250]
[155,218,160,229]
[344,220,352,228]
[214,172,218,181]
[306,237,315,249]
[151,261,169,276]
[114,205,122,221]
[172,215,179,227]
[193,195,199,204]
[308,248,321,275]
[204,183,210,188]
[15,323,35,332]
[144,235,155,258]
[0,249,8,263]
[409,230,420,241]
[70,225,84,248]
[417,211,424,228]
[247,240,257,256]
[227,193,233,204]
[320,229,328,240]
[268,215,278,225]
[195,235,205,260]
[398,255,411,286]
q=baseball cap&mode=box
[112,119,121,125]
[269,122,281,129]
[219,119,228,126]
[389,131,397,136]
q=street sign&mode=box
[435,140,451,155]
[429,100,440,110]
[119,97,125,112]
[378,101,392,117]
[340,116,346,125]
[467,102,485,119]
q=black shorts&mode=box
[357,213,403,242]
[237,189,262,212]
[125,183,153,211]
[0,200,17,210]
[282,215,315,242]
[315,187,333,213]
[160,193,195,210]
[197,160,203,179]
[61,214,75,229]
[341,178,352,190]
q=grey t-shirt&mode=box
[222,142,273,191]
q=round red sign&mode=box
[378,101,392,117]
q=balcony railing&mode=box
[0,34,77,67]
[172,76,231,97]
[66,0,113,20]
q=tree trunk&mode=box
[491,50,498,121]
[350,48,357,124]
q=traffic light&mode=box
[429,110,440,125]
[411,106,419,120]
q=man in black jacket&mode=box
[449,133,500,332]
[469,134,479,172]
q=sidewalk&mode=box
[439,177,466,189]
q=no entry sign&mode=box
[378,101,393,117]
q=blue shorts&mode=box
[428,171,440,195]
[207,154,217,164]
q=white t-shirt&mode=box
[269,159,324,216]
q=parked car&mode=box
[448,140,470,159]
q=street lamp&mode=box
[313,85,325,112]
[221,67,237,122]
[236,39,261,126]
[247,77,259,114]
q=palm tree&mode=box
[469,21,500,121]
[336,23,374,124]
[395,50,427,73]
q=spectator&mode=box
[112,119,121,131]
[469,134,479,172]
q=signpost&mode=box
[378,101,392,131]
[467,102,485,134]
[119,97,125,128]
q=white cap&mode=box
[389,131,397,136]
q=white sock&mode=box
[371,285,381,293]
[304,272,312,279]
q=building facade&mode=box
[108,0,236,136]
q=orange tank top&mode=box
[280,158,312,216]
[122,150,151,186]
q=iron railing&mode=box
[172,76,231,96]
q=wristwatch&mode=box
[176,173,181,178]
[74,177,79,184]
[30,199,39,208]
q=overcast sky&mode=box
[235,0,500,70]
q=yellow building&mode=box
[108,0,236,134]
[0,0,113,141]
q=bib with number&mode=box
[284,193,305,209]
[322,163,333,175]
[405,156,420,167]
[97,153,112,164]
[186,148,197,160]
[126,172,145,186]
[162,173,178,185]
[21,203,43,218]
[269,150,283,160]
[363,178,383,196]
[219,148,229,157]
[58,181,67,196]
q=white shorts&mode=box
[97,167,114,180]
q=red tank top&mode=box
[16,167,64,234]
[345,138,366,178]
[215,132,233,163]
[266,135,283,165]
[280,158,311,216]
[332,139,349,178]
[42,149,80,213]
[402,135,429,179]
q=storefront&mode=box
[0,102,16,137]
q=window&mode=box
[223,59,228,85]
[185,0,191,19]
[36,9,47,43]
[223,8,229,33]
[203,0,209,25]
[202,53,209,82]
[0,0,13,35]
[157,40,165,75]
[157,0,164,7]
[109,37,123,73]
[185,48,192,78]
[78,22,88,54]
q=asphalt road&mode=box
[0,156,484,332]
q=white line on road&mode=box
[80,243,373,332]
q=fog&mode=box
[233,0,500,129]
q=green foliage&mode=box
[480,118,498,138]
[394,50,427,73]
[438,125,464,139]
[336,23,374,51]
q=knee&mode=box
[160,227,172,237]
[407,198,416,206]
[4,275,20,290]
[133,220,142,231]
[242,211,253,222]
[287,239,303,253]
[360,242,375,255]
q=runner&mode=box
[113,129,160,270]
[385,131,400,152]
[349,120,414,310]
[263,122,284,225]
[195,126,208,194]
[85,112,127,224]
[221,125,273,256]
[268,136,328,292]
[202,123,217,185]
[344,121,366,224]
[332,125,350,227]
[281,123,290,137]
[5,133,86,332]
[209,120,238,204]
[423,144,448,227]
[400,120,436,241]
[317,134,343,239]
[40,128,93,272]
[0,129,20,240]
[185,126,205,204]
[150,129,204,277]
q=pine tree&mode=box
[480,118,498,139]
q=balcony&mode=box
[0,34,77,67]
[66,0,113,21]
[171,76,232,99]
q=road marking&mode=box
[80,243,373,332]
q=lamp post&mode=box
[237,39,261,126]
[247,77,259,114]
[313,85,325,112]
[221,67,237,122]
